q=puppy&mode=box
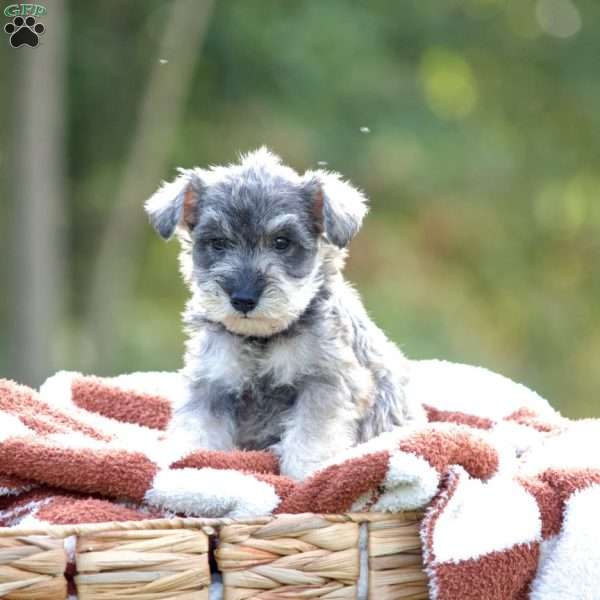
[145,148,425,480]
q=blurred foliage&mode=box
[1,0,599,417]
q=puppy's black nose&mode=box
[230,292,258,314]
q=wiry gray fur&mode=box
[145,148,425,480]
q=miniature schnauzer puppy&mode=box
[145,148,424,480]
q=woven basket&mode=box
[0,512,427,600]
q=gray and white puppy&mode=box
[145,148,424,480]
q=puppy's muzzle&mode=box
[226,270,266,315]
[230,290,260,314]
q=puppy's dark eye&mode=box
[273,237,290,251]
[209,238,228,252]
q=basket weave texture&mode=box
[75,529,210,600]
[0,536,67,600]
[368,518,427,599]
[0,512,426,600]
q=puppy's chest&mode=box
[233,377,297,450]
[205,334,309,450]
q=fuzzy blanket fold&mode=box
[1,361,599,599]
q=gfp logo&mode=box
[3,4,47,47]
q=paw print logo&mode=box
[4,16,45,48]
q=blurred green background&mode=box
[1,0,598,418]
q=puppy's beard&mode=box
[193,265,322,338]
[222,314,288,337]
[244,265,322,336]
[190,280,232,323]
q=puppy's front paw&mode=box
[277,449,326,481]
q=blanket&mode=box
[1,360,599,599]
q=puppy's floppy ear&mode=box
[144,168,205,240]
[303,170,369,248]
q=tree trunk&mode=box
[86,0,213,373]
[8,2,67,386]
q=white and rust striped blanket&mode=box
[1,362,599,599]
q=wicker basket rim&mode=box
[0,511,424,538]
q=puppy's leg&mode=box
[277,380,360,481]
[358,367,426,441]
[168,380,236,452]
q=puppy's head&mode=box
[145,148,368,337]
